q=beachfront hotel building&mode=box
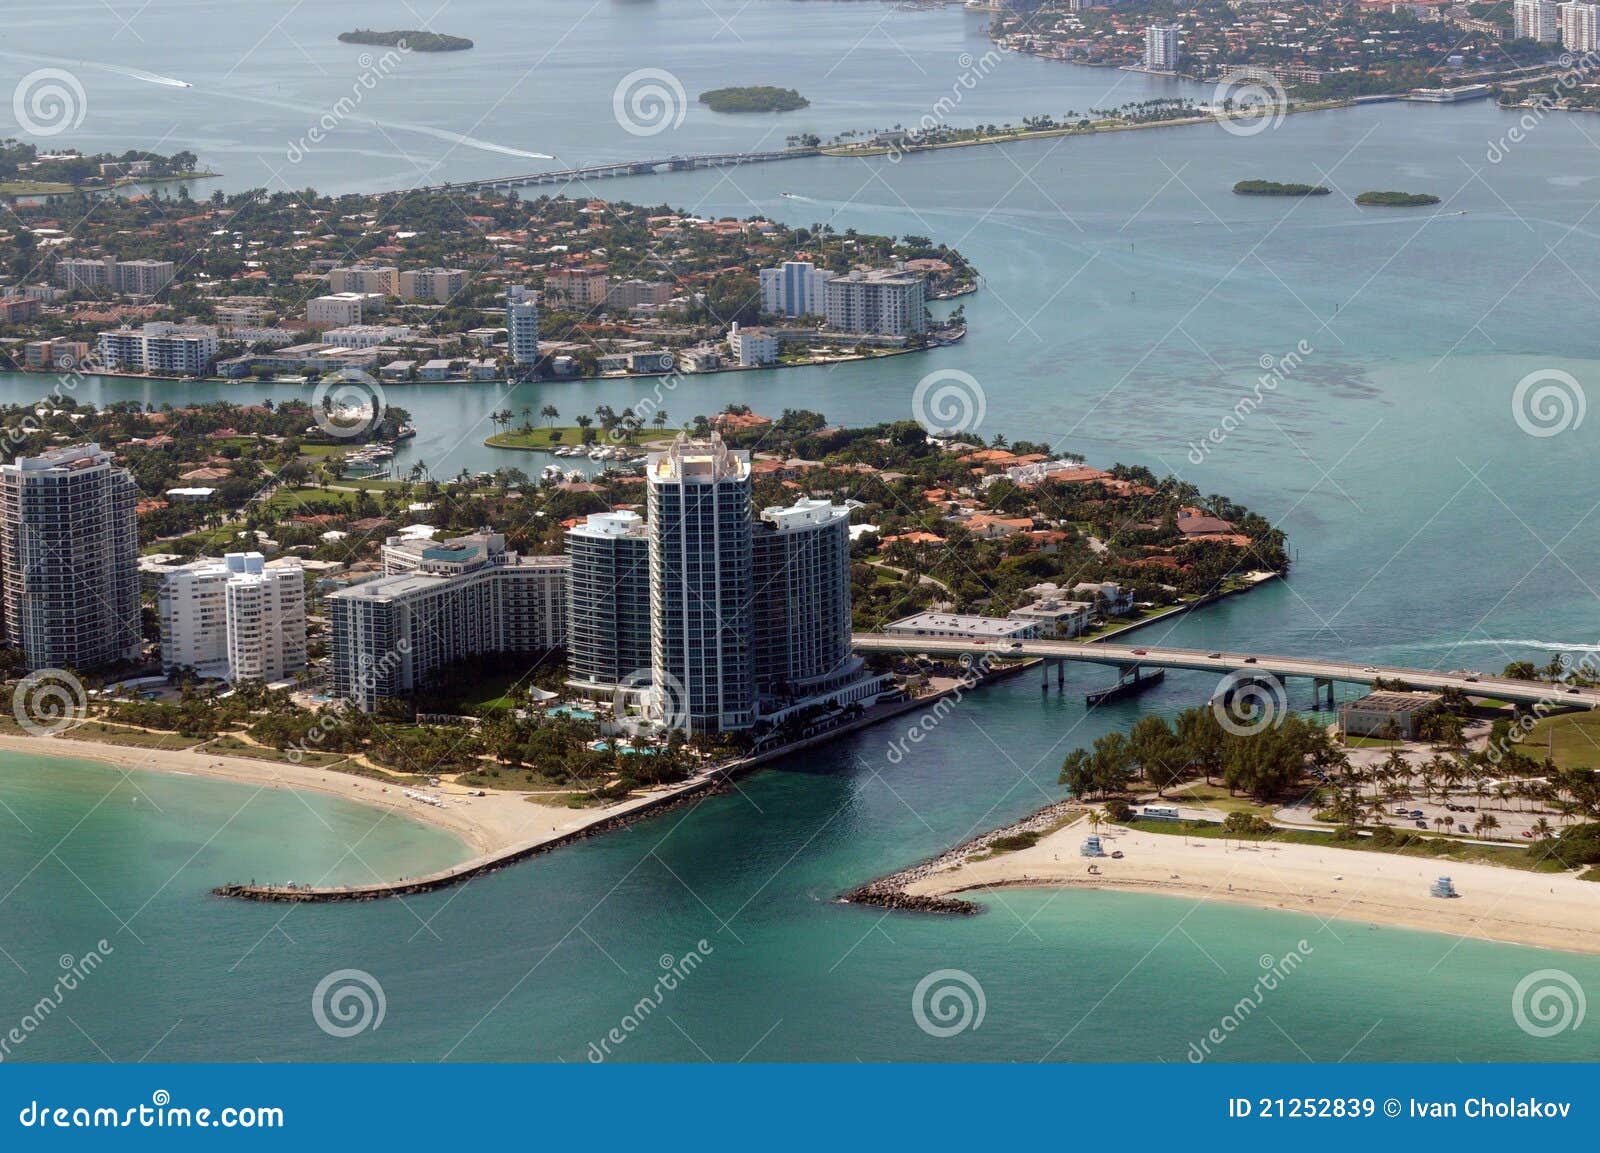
[824,268,927,337]
[1515,0,1561,41]
[759,260,835,317]
[647,433,757,733]
[750,497,878,706]
[507,285,540,366]
[328,532,567,711]
[0,444,140,671]
[157,553,306,683]
[565,511,652,692]
[1144,24,1181,70]
[573,436,888,735]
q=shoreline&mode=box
[849,801,1600,956]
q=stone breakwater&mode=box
[844,799,1084,915]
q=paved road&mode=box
[851,633,1599,709]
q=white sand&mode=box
[0,732,615,863]
[906,818,1600,955]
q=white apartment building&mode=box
[1145,24,1182,70]
[1561,0,1600,49]
[158,553,307,682]
[327,265,399,295]
[727,322,780,366]
[97,322,219,374]
[57,256,175,295]
[1516,0,1561,41]
[329,533,567,711]
[0,444,140,670]
[322,324,415,349]
[507,285,540,366]
[759,260,834,317]
[398,267,467,303]
[307,293,368,328]
[824,268,927,337]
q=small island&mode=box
[338,29,474,53]
[698,86,809,114]
[1355,190,1441,207]
[1233,180,1331,197]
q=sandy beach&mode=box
[904,816,1600,955]
[0,731,597,862]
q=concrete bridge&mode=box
[850,633,1600,710]
[417,148,817,194]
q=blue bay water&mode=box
[3,0,1600,1062]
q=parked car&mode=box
[1409,810,1425,820]
[1415,820,1429,829]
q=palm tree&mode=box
[652,408,670,431]
[1473,812,1501,839]
[540,404,559,428]
[1533,817,1555,840]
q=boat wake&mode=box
[0,50,191,88]
[1412,638,1600,653]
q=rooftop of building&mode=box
[760,497,849,532]
[1345,691,1444,713]
[885,612,1038,637]
[648,432,751,485]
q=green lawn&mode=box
[485,426,654,450]
[200,734,348,768]
[58,723,204,751]
[1518,711,1600,771]
[1126,817,1560,872]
